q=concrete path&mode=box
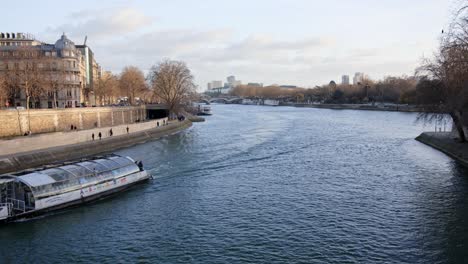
[0,119,192,174]
[0,118,169,156]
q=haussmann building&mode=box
[0,32,101,108]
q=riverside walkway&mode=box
[0,118,192,174]
[0,118,169,156]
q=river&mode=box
[1,105,468,263]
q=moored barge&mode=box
[0,154,150,223]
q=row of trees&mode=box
[0,56,70,110]
[0,56,197,114]
[230,75,419,104]
[94,61,196,114]
[95,66,149,106]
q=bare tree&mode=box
[8,62,45,110]
[0,73,6,108]
[148,60,196,114]
[417,5,468,141]
[96,71,119,105]
[119,66,147,105]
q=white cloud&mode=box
[41,7,425,89]
[44,7,153,42]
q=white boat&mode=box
[0,154,150,224]
[264,99,280,106]
[197,105,212,116]
[242,99,257,105]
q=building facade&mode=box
[353,72,364,85]
[206,76,242,94]
[341,75,349,85]
[0,32,100,108]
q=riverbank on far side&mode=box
[0,119,192,174]
[293,103,423,112]
[416,132,468,167]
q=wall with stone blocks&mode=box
[0,106,147,138]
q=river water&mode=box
[1,105,468,263]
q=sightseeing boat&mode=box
[196,105,212,116]
[263,99,280,106]
[0,154,150,223]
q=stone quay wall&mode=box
[0,118,169,156]
[416,132,468,168]
[0,119,192,174]
[0,106,147,138]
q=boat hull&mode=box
[0,174,150,224]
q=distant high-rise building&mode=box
[211,80,223,89]
[227,75,236,84]
[353,72,364,85]
[226,75,241,88]
[341,75,350,85]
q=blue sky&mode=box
[0,0,459,89]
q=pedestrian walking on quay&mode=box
[109,128,113,136]
[98,132,102,140]
[92,133,95,141]
[126,126,129,134]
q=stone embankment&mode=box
[0,119,192,174]
[183,111,205,122]
[0,118,169,156]
[416,132,468,167]
[0,106,147,138]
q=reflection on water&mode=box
[1,105,468,263]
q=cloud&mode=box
[45,8,153,42]
[40,7,420,88]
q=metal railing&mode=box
[6,198,25,213]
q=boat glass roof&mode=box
[18,173,56,187]
[8,156,137,190]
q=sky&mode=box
[0,0,461,90]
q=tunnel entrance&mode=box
[146,104,169,120]
[147,109,168,120]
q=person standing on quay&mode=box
[98,132,102,140]
[109,128,113,137]
[126,126,129,134]
[92,133,95,141]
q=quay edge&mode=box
[0,120,192,175]
[415,132,468,168]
